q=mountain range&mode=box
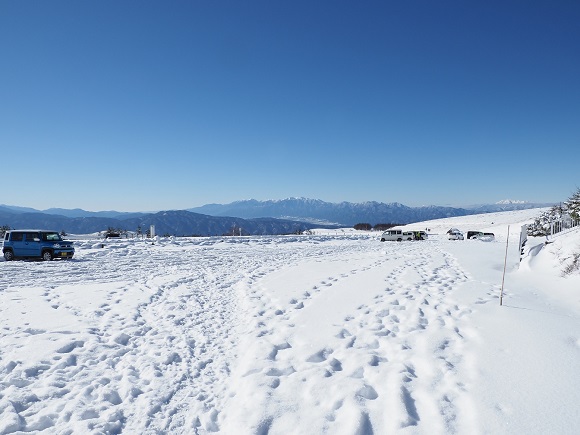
[0,198,552,236]
[188,198,553,225]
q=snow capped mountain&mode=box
[496,199,529,205]
[190,198,469,226]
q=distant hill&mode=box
[0,198,554,236]
[0,204,145,219]
[0,208,334,236]
[42,208,146,219]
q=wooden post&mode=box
[500,225,510,306]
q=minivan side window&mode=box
[25,232,40,242]
[11,232,24,242]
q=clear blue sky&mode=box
[1,1,579,212]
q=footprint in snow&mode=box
[267,342,291,361]
[400,386,420,427]
[356,384,379,400]
[306,348,333,363]
[264,367,295,376]
[56,340,85,354]
[335,329,352,339]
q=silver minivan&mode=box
[380,229,414,242]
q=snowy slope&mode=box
[1,208,579,434]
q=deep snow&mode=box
[1,208,579,434]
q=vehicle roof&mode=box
[7,229,59,232]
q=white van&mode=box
[380,229,414,242]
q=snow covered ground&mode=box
[1,208,579,434]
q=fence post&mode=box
[500,225,510,306]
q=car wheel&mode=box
[42,250,53,261]
[407,237,413,241]
[4,250,14,261]
[380,238,385,242]
[397,238,402,242]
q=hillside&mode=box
[0,209,333,236]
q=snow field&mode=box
[1,208,579,434]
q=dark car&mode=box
[2,230,75,261]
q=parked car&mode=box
[447,229,464,240]
[380,229,414,242]
[413,231,428,240]
[2,230,75,261]
[467,231,495,241]
[380,230,427,241]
